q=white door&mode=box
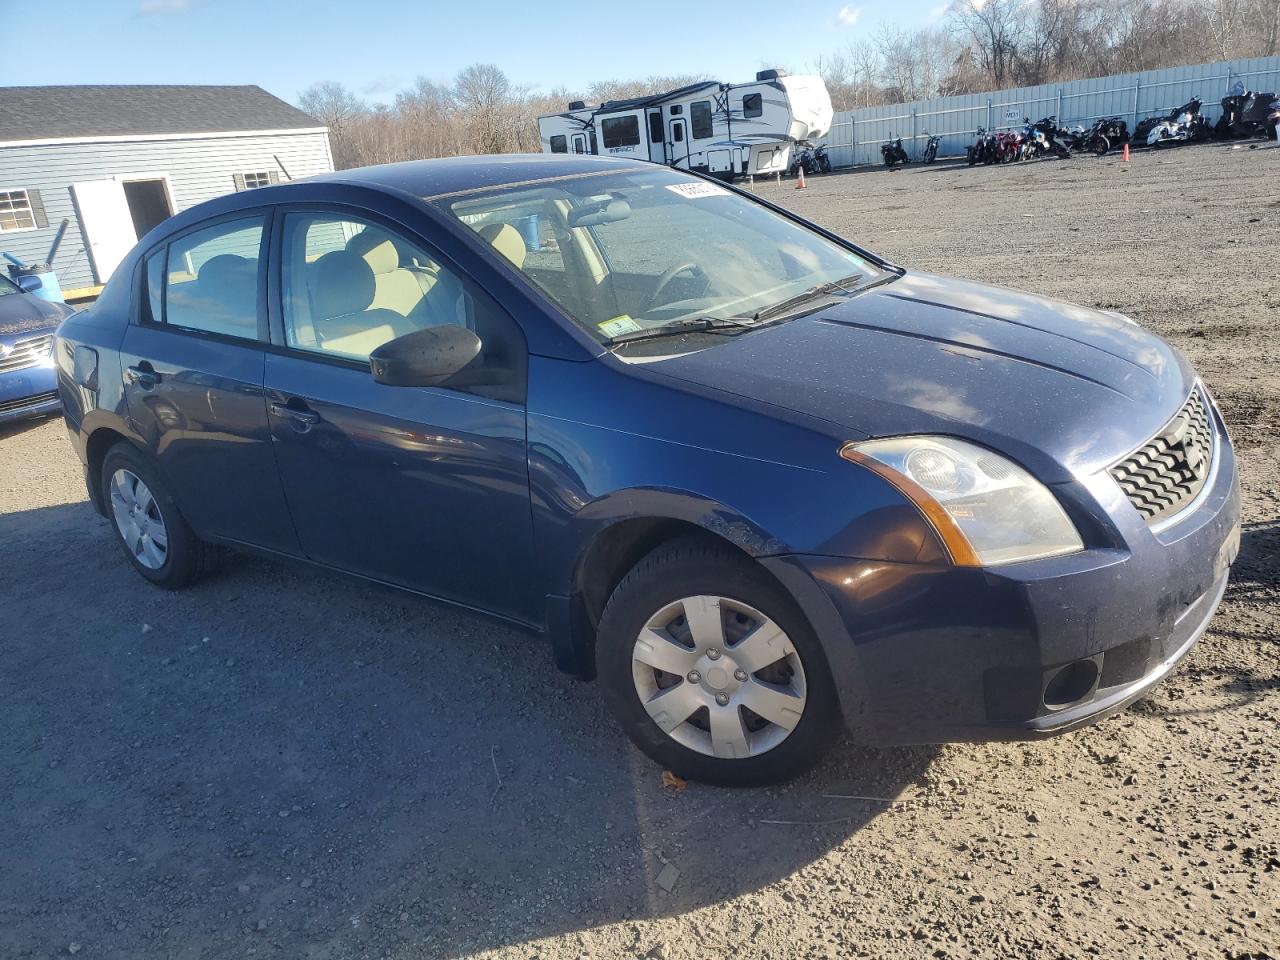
[72,179,138,283]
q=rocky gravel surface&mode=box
[1,143,1277,959]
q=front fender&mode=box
[527,355,948,603]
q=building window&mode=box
[549,134,568,153]
[0,188,43,232]
[601,115,641,149]
[233,171,279,191]
[743,93,763,118]
[648,112,664,144]
[691,101,714,139]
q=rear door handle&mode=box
[270,401,320,426]
[125,364,159,388]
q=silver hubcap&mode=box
[632,595,807,759]
[108,469,168,570]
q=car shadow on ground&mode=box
[0,502,938,959]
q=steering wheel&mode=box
[646,262,708,312]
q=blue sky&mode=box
[3,0,943,105]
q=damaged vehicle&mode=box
[54,155,1240,785]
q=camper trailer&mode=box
[536,70,832,180]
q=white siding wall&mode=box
[0,129,333,289]
[823,55,1280,167]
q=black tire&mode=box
[1089,134,1110,156]
[596,538,842,787]
[100,442,219,589]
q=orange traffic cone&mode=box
[1122,143,1130,162]
[796,166,806,189]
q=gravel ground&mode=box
[1,143,1277,960]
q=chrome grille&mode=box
[0,333,54,374]
[1109,387,1214,525]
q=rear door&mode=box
[120,212,300,553]
[263,207,537,622]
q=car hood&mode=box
[644,272,1194,482]
[0,292,70,340]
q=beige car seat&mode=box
[346,228,435,317]
[478,223,527,270]
[308,250,415,358]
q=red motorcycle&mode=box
[995,130,1022,162]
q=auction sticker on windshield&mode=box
[598,315,642,337]
[665,182,731,199]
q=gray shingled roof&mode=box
[0,85,322,143]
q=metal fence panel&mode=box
[823,54,1280,166]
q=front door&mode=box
[120,211,300,553]
[668,118,688,168]
[264,209,538,622]
[71,179,138,283]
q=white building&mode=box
[0,85,333,296]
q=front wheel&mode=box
[1089,134,1110,156]
[596,539,841,786]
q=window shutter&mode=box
[268,171,280,184]
[27,189,48,229]
[232,173,246,192]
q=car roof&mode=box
[310,153,656,200]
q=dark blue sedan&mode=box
[0,273,72,424]
[54,155,1240,785]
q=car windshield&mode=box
[0,275,20,297]
[433,167,882,344]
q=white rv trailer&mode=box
[536,70,832,180]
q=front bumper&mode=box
[763,407,1241,747]
[0,363,60,425]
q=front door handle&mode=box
[125,364,159,388]
[270,401,320,426]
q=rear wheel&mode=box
[596,538,841,786]
[101,443,218,589]
[1089,134,1110,156]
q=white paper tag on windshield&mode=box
[598,315,642,337]
[665,182,730,199]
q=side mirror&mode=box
[16,274,42,294]
[370,325,483,387]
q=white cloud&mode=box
[927,3,951,18]
[137,0,192,15]
[836,4,862,25]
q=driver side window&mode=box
[280,212,526,401]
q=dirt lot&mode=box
[1,143,1277,960]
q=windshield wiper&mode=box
[747,271,901,327]
[606,316,753,345]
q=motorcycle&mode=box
[1023,116,1072,159]
[995,128,1022,163]
[811,143,832,173]
[1059,123,1090,152]
[881,137,909,168]
[1083,116,1129,155]
[966,127,997,165]
[922,133,941,164]
[787,146,812,177]
[1215,81,1280,140]
[1270,96,1280,141]
[1134,97,1211,147]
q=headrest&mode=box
[478,223,526,270]
[346,229,400,275]
[311,251,375,318]
[198,254,254,289]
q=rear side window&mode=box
[743,93,763,118]
[143,249,165,324]
[549,134,567,153]
[161,217,265,339]
[601,115,640,149]
[691,101,714,139]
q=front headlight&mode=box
[840,436,1083,566]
